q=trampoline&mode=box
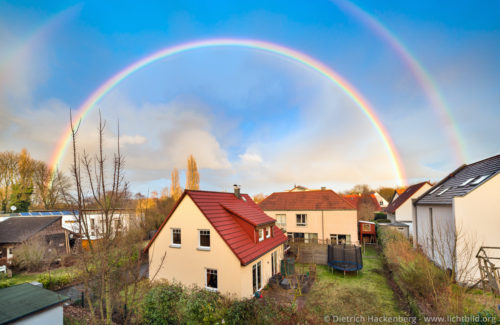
[327,244,363,273]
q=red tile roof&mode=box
[144,190,287,266]
[259,190,355,211]
[385,182,429,214]
[342,194,382,211]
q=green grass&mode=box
[305,246,407,320]
[0,266,78,289]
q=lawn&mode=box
[0,266,79,289]
[304,246,408,321]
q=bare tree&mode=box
[32,161,71,210]
[63,111,147,324]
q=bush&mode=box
[374,212,387,220]
[376,219,390,223]
[12,238,56,272]
[38,272,75,290]
[185,286,226,324]
[142,282,186,324]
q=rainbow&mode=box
[49,38,407,186]
[331,0,466,163]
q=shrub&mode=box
[185,286,226,324]
[12,237,56,272]
[376,219,390,223]
[142,282,186,324]
[38,272,75,290]
[374,212,387,220]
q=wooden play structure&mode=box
[475,246,500,295]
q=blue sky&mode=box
[0,0,499,195]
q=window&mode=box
[252,261,262,292]
[90,218,95,230]
[275,214,286,228]
[429,186,441,194]
[437,188,449,196]
[460,178,475,186]
[171,228,181,247]
[8,248,13,255]
[114,219,122,232]
[199,230,210,249]
[205,268,218,291]
[266,226,271,238]
[258,229,264,242]
[362,223,372,232]
[296,214,307,226]
[471,175,489,185]
[330,234,351,245]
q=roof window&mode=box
[429,186,441,194]
[460,178,475,186]
[471,175,489,185]
[437,188,449,196]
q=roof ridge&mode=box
[464,153,500,167]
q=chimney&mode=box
[233,184,241,199]
[321,187,326,191]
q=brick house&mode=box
[0,217,70,264]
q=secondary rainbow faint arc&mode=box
[331,0,466,164]
[49,38,407,186]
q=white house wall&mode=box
[453,173,500,282]
[414,204,455,270]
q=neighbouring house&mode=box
[385,182,432,234]
[0,217,70,264]
[259,189,358,244]
[373,192,389,209]
[145,187,288,299]
[388,188,407,204]
[413,154,500,283]
[0,283,69,324]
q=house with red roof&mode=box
[259,189,357,245]
[145,187,287,298]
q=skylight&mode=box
[437,188,449,196]
[471,175,489,185]
[429,186,441,194]
[460,178,475,186]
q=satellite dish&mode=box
[10,206,17,212]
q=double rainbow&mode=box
[49,38,407,186]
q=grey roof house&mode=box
[413,154,500,283]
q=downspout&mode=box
[412,199,418,248]
[321,210,325,242]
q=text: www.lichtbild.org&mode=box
[323,314,497,324]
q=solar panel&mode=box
[20,212,30,216]
[31,212,41,216]
[41,212,51,216]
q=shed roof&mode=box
[385,182,429,214]
[415,154,500,205]
[259,190,355,211]
[0,283,69,324]
[0,216,61,244]
[145,190,287,266]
